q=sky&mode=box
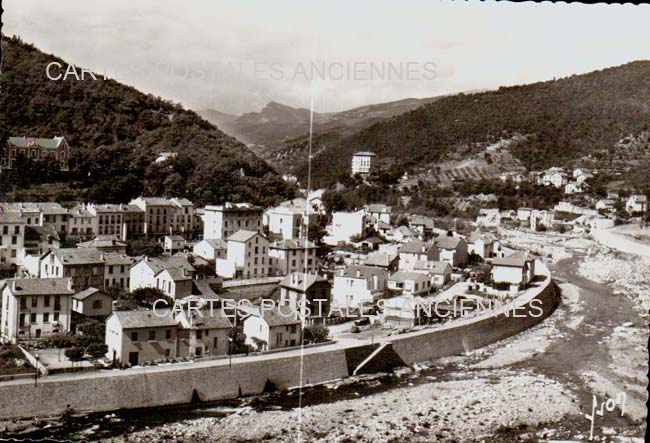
[4,0,650,115]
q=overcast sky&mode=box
[4,0,650,115]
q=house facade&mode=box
[40,248,106,291]
[105,310,179,365]
[331,265,388,308]
[215,230,270,279]
[2,136,70,171]
[243,306,302,351]
[203,203,263,240]
[1,278,75,342]
[268,239,318,276]
[72,287,114,318]
[351,151,376,176]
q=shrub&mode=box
[303,325,330,344]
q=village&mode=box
[1,143,646,381]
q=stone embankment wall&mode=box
[0,262,558,419]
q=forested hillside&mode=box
[296,61,650,187]
[0,35,295,205]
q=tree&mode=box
[303,325,330,344]
[86,343,109,361]
[228,326,248,355]
[64,347,85,365]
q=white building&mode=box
[129,256,195,300]
[329,210,366,244]
[387,271,432,297]
[243,306,302,351]
[0,211,25,269]
[215,230,269,279]
[331,265,388,308]
[193,239,227,263]
[413,260,452,288]
[398,241,439,271]
[467,230,496,260]
[351,151,376,176]
[268,239,318,276]
[542,167,569,188]
[626,195,648,214]
[490,251,536,287]
[105,310,179,365]
[265,205,314,240]
[365,204,392,225]
[202,202,263,240]
[1,278,75,342]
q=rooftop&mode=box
[492,251,533,268]
[51,248,105,265]
[280,272,327,291]
[227,230,262,243]
[74,287,109,301]
[112,310,179,329]
[435,236,464,250]
[5,278,74,296]
[399,241,436,254]
[8,136,66,149]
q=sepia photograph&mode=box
[0,1,648,441]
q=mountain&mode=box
[294,61,650,188]
[200,96,446,148]
[197,109,239,132]
[0,35,295,205]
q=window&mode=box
[166,329,171,340]
[196,330,202,340]
[43,313,49,323]
[20,298,27,309]
[165,349,171,357]
[148,330,156,341]
[44,296,50,307]
[30,313,37,323]
[131,331,139,342]
[19,314,26,326]
[92,300,102,310]
[53,313,59,322]
[290,325,297,334]
[213,337,218,348]
[31,297,38,308]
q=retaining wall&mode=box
[0,261,558,419]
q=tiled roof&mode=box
[140,255,195,275]
[366,204,391,214]
[256,306,300,327]
[77,236,127,249]
[188,309,232,329]
[74,287,109,301]
[413,260,450,274]
[492,251,532,268]
[7,278,74,296]
[341,265,387,280]
[365,251,397,267]
[280,272,327,291]
[388,271,429,283]
[201,239,227,250]
[112,310,178,329]
[103,253,137,266]
[52,248,105,265]
[8,136,65,149]
[435,236,464,250]
[227,230,260,242]
[399,241,435,254]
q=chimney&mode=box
[11,280,16,292]
[356,270,361,278]
[67,278,73,291]
[421,245,426,253]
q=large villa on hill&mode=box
[1,136,70,171]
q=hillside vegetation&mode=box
[294,61,650,187]
[0,35,295,205]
